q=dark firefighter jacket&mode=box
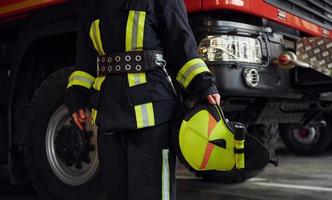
[65,0,218,133]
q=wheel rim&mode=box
[45,105,99,186]
[291,125,320,145]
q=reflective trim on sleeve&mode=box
[126,10,147,87]
[176,58,210,88]
[162,149,170,200]
[90,19,106,55]
[90,76,105,126]
[92,76,106,91]
[235,140,245,169]
[134,102,155,129]
[67,71,95,89]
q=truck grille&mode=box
[265,0,332,30]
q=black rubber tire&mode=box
[280,119,332,156]
[25,68,104,200]
[194,124,279,184]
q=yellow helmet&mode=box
[178,104,270,172]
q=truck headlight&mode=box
[198,35,264,64]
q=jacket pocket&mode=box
[127,70,174,106]
[127,71,176,129]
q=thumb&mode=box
[207,95,217,105]
[72,112,84,130]
[212,94,221,105]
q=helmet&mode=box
[178,104,270,172]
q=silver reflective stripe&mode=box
[141,103,149,127]
[134,73,142,85]
[70,76,95,86]
[134,102,154,129]
[162,149,170,200]
[178,63,206,83]
[131,11,140,50]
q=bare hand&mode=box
[207,93,221,105]
[72,109,91,130]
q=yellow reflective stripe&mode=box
[162,149,170,200]
[176,58,210,88]
[126,10,152,129]
[91,109,97,125]
[89,19,106,55]
[126,11,135,52]
[134,102,155,129]
[93,76,106,91]
[235,140,245,169]
[67,71,95,89]
[128,73,147,87]
[69,71,95,82]
[136,11,146,50]
[126,10,147,87]
[126,11,146,51]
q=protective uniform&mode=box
[65,0,218,199]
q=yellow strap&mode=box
[89,19,106,55]
[93,76,106,91]
[235,140,245,149]
[67,71,95,89]
[235,140,245,169]
[176,58,210,88]
[235,153,245,169]
[126,10,147,87]
[134,102,155,129]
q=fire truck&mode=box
[1,0,332,199]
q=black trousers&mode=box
[97,122,176,200]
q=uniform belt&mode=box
[97,50,165,75]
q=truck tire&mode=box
[194,124,279,183]
[25,68,104,200]
[280,119,332,155]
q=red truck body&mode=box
[1,0,331,37]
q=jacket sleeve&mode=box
[156,0,218,100]
[65,1,99,114]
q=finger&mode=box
[212,94,221,105]
[72,113,83,130]
[207,95,216,105]
[79,109,86,119]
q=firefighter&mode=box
[65,0,220,199]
